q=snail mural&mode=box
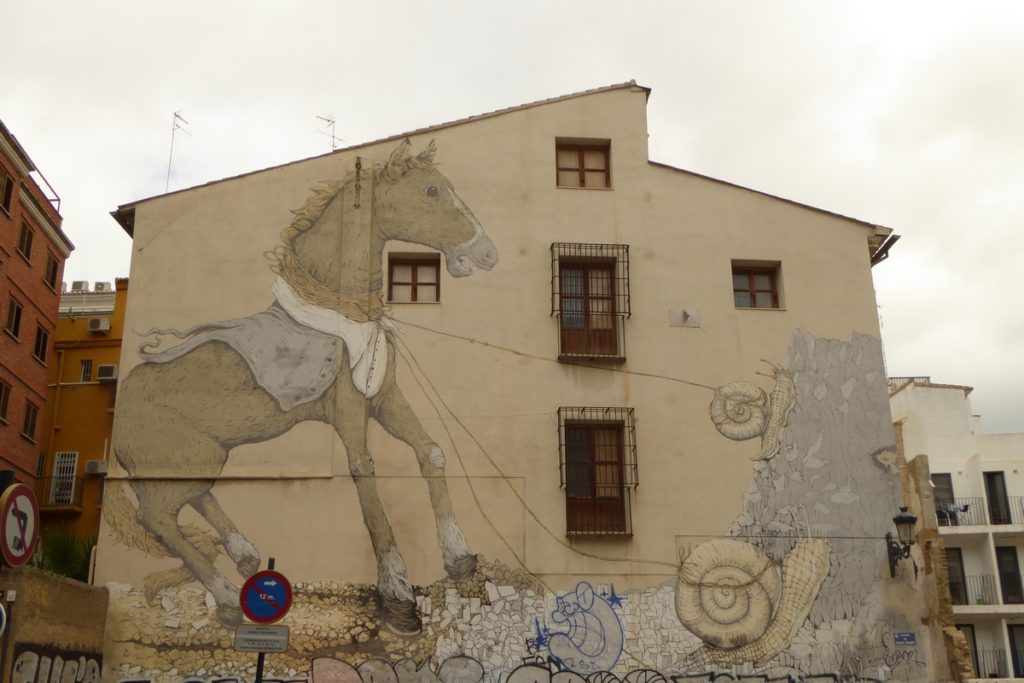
[709,360,796,461]
[675,537,830,666]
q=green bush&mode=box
[38,526,96,582]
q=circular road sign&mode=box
[0,483,40,567]
[0,602,6,637]
[240,570,293,624]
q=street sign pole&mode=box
[253,557,274,683]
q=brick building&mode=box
[0,120,74,482]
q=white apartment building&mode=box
[891,376,1024,680]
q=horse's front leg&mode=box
[330,385,421,634]
[371,350,477,582]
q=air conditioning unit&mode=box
[93,282,113,292]
[96,364,118,382]
[88,317,111,334]
[84,460,108,475]
[71,280,89,292]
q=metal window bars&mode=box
[551,243,630,361]
[557,407,638,489]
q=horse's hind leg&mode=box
[191,492,260,577]
[371,369,477,582]
[133,480,244,624]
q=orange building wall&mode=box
[38,278,126,538]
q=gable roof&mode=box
[110,79,894,255]
[111,81,650,236]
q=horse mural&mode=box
[104,139,498,633]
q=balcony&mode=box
[975,648,1009,678]
[38,476,85,511]
[951,575,999,606]
[938,497,989,527]
[988,496,1024,526]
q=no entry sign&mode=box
[240,570,293,624]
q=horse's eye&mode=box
[424,186,439,198]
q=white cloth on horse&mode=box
[271,277,391,399]
[137,279,392,411]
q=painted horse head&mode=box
[275,139,498,313]
[375,138,498,277]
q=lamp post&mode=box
[887,506,918,578]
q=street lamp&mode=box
[887,506,918,578]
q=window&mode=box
[5,297,22,339]
[0,169,13,214]
[17,222,34,260]
[558,407,638,535]
[44,253,59,290]
[552,243,630,360]
[50,451,79,505]
[732,262,781,309]
[21,400,38,441]
[388,254,440,303]
[0,380,10,423]
[80,359,93,382]
[33,326,48,363]
[556,141,610,188]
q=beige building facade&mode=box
[95,82,943,682]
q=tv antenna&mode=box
[316,115,344,151]
[165,110,191,192]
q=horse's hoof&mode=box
[380,594,421,636]
[445,553,478,583]
[237,555,260,578]
[216,605,244,626]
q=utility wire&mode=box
[391,318,718,392]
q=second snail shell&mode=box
[675,538,782,649]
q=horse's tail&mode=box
[104,480,222,560]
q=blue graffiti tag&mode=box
[527,581,624,674]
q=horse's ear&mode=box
[388,139,412,166]
[382,138,414,180]
[417,139,437,164]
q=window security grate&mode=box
[551,243,630,361]
[557,407,638,536]
[551,243,630,316]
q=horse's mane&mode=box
[267,139,436,321]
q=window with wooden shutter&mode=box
[558,407,637,536]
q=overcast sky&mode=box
[5,1,1022,433]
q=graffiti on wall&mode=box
[98,121,924,679]
[119,655,895,683]
[12,644,102,683]
[526,582,625,673]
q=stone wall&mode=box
[0,566,107,683]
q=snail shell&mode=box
[709,382,768,441]
[689,538,831,666]
[675,539,782,649]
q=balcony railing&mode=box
[987,496,1024,525]
[976,648,1009,678]
[39,476,84,507]
[949,574,998,606]
[936,497,988,526]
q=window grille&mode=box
[50,451,79,505]
[551,243,630,361]
[557,406,638,536]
